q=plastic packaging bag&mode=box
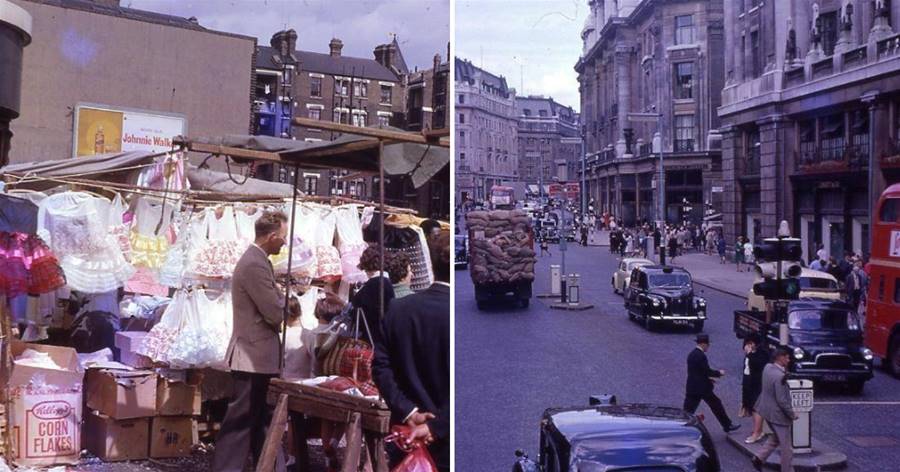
[387,425,439,472]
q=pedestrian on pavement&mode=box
[580,225,588,246]
[668,234,679,263]
[717,234,727,264]
[373,231,451,472]
[845,261,866,312]
[741,334,769,444]
[684,333,742,434]
[751,346,798,472]
[744,240,755,266]
[214,211,289,472]
[735,236,746,272]
[810,256,825,272]
[816,244,828,264]
[540,237,551,257]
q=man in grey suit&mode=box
[213,211,288,472]
[752,346,798,472]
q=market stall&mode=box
[0,123,449,469]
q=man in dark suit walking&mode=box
[684,333,741,433]
[213,211,288,472]
[373,231,451,472]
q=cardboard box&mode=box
[156,377,201,416]
[86,368,157,419]
[8,342,84,468]
[150,416,198,458]
[114,331,153,368]
[83,410,150,461]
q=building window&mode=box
[674,114,695,151]
[333,109,349,124]
[539,109,547,117]
[675,15,695,45]
[674,62,693,99]
[310,77,322,98]
[460,152,466,160]
[353,81,368,98]
[352,112,367,127]
[459,130,466,146]
[335,78,349,96]
[378,115,390,127]
[820,11,839,56]
[523,109,531,116]
[308,108,321,120]
[380,85,392,103]
[750,31,761,78]
[458,94,465,104]
[821,113,845,162]
[304,175,318,194]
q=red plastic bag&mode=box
[387,425,439,472]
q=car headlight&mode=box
[861,348,874,361]
[651,298,661,307]
[793,347,804,360]
[695,298,706,308]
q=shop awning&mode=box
[0,151,163,191]
[183,131,450,189]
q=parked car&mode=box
[747,264,840,312]
[735,299,874,393]
[512,397,721,472]
[625,265,707,332]
[611,257,654,294]
[455,234,468,270]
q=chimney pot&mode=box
[329,38,343,57]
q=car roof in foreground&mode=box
[545,405,705,468]
[639,265,689,274]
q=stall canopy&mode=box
[0,150,299,197]
[187,132,450,188]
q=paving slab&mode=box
[726,434,848,471]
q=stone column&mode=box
[757,115,789,238]
[864,93,889,227]
[615,46,632,157]
[720,125,741,246]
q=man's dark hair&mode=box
[255,211,288,239]
[429,231,451,282]
[386,251,411,284]
[314,292,345,322]
[358,244,383,273]
[421,219,441,235]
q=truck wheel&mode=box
[692,321,705,333]
[889,337,900,379]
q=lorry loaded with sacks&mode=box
[465,209,536,309]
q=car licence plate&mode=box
[671,319,690,325]
[823,374,847,382]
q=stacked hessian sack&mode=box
[465,209,536,285]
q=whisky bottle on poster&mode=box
[94,126,105,154]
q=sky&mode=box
[127,0,450,71]
[455,0,586,111]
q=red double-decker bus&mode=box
[866,183,900,377]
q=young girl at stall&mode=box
[308,292,347,472]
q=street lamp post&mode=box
[581,125,587,218]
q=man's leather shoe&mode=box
[751,455,764,471]
[724,423,741,433]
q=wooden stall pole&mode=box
[379,140,385,332]
[279,164,301,373]
[255,393,289,472]
[341,412,364,472]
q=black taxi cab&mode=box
[512,398,721,472]
[624,265,707,332]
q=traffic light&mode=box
[752,238,803,262]
[752,278,802,300]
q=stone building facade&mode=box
[576,0,725,227]
[515,95,581,194]
[720,0,900,261]
[455,57,519,203]
[8,0,256,164]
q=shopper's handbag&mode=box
[317,307,377,393]
[386,425,439,472]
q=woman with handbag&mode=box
[351,244,395,346]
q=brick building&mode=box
[720,0,900,261]
[254,36,407,197]
[8,0,256,164]
[576,0,725,227]
[455,57,519,203]
[515,95,580,195]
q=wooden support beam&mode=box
[341,412,363,472]
[256,393,289,472]
[293,117,450,147]
[183,142,284,164]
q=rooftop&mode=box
[455,57,510,97]
[256,45,400,82]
